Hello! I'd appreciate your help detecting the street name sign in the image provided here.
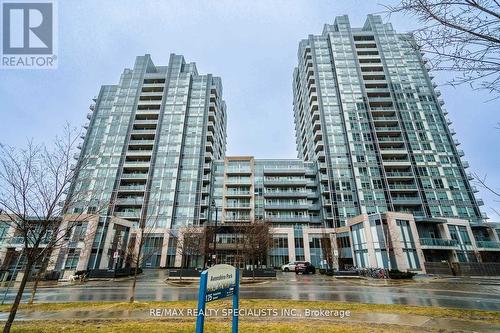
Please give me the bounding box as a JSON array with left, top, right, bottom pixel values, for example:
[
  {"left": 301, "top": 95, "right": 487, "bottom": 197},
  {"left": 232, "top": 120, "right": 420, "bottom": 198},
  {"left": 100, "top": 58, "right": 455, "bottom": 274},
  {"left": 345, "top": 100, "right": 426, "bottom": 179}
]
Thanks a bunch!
[{"left": 195, "top": 264, "right": 240, "bottom": 333}]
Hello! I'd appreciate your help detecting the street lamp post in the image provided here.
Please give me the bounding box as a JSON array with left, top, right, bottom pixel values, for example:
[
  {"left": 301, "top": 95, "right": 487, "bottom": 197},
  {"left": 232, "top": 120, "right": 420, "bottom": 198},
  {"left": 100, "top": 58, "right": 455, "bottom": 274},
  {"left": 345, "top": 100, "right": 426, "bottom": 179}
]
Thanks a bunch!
[{"left": 211, "top": 199, "right": 218, "bottom": 266}]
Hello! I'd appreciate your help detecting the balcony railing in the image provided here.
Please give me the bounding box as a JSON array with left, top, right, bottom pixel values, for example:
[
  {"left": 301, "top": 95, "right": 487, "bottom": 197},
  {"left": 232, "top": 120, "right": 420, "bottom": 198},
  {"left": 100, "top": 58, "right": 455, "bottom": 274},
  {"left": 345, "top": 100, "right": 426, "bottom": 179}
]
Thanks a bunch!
[
  {"left": 419, "top": 238, "right": 458, "bottom": 247},
  {"left": 377, "top": 137, "right": 404, "bottom": 142},
  {"left": 264, "top": 203, "right": 310, "bottom": 210},
  {"left": 264, "top": 191, "right": 308, "bottom": 197},
  {"left": 121, "top": 173, "right": 148, "bottom": 179},
  {"left": 115, "top": 211, "right": 141, "bottom": 219},
  {"left": 116, "top": 198, "right": 144, "bottom": 205},
  {"left": 225, "top": 178, "right": 252, "bottom": 184},
  {"left": 266, "top": 216, "right": 310, "bottom": 223},
  {"left": 385, "top": 171, "right": 414, "bottom": 177},
  {"left": 375, "top": 126, "right": 401, "bottom": 132},
  {"left": 388, "top": 184, "right": 418, "bottom": 190},
  {"left": 476, "top": 241, "right": 500, "bottom": 249},
  {"left": 118, "top": 185, "right": 146, "bottom": 191},
  {"left": 264, "top": 179, "right": 307, "bottom": 185},
  {"left": 225, "top": 203, "right": 251, "bottom": 208},
  {"left": 226, "top": 168, "right": 252, "bottom": 174},
  {"left": 226, "top": 191, "right": 251, "bottom": 196}
]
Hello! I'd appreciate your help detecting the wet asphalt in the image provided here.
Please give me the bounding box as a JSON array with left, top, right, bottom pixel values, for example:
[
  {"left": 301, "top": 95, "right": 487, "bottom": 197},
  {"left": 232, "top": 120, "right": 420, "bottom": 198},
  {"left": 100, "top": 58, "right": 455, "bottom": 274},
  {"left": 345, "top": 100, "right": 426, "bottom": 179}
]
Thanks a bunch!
[{"left": 1, "top": 270, "right": 499, "bottom": 311}]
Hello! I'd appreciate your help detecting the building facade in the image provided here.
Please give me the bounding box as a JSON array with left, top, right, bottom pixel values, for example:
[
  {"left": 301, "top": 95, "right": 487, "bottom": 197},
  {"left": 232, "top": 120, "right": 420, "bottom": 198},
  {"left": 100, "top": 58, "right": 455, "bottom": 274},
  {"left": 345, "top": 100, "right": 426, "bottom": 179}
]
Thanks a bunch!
[
  {"left": 68, "top": 53, "right": 227, "bottom": 270},
  {"left": 293, "top": 14, "right": 484, "bottom": 227},
  {"left": 290, "top": 15, "right": 499, "bottom": 272},
  {"left": 2, "top": 16, "right": 498, "bottom": 280},
  {"left": 208, "top": 157, "right": 335, "bottom": 268}
]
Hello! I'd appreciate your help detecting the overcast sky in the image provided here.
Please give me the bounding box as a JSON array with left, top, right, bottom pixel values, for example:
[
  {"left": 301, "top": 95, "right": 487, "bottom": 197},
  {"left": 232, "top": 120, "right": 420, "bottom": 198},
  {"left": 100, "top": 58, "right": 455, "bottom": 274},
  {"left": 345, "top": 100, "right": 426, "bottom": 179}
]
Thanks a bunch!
[{"left": 0, "top": 0, "right": 498, "bottom": 217}]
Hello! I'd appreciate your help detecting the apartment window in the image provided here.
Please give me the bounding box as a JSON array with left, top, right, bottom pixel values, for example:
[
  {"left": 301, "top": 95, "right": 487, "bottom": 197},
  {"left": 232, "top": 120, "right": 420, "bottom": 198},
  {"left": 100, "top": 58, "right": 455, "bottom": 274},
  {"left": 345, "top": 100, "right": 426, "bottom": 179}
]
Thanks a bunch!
[
  {"left": 272, "top": 237, "right": 289, "bottom": 249},
  {"left": 433, "top": 179, "right": 444, "bottom": 189},
  {"left": 294, "top": 237, "right": 304, "bottom": 249},
  {"left": 396, "top": 219, "right": 420, "bottom": 269},
  {"left": 309, "top": 237, "right": 321, "bottom": 249},
  {"left": 65, "top": 249, "right": 81, "bottom": 270}
]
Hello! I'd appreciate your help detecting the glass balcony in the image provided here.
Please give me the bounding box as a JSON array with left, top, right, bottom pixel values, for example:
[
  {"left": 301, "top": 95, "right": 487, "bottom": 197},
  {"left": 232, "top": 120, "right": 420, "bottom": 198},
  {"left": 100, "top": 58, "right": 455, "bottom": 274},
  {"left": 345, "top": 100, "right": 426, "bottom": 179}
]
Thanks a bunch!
[
  {"left": 129, "top": 139, "right": 155, "bottom": 145},
  {"left": 118, "top": 185, "right": 146, "bottom": 191},
  {"left": 263, "top": 178, "right": 306, "bottom": 186},
  {"left": 476, "top": 241, "right": 500, "bottom": 249},
  {"left": 116, "top": 198, "right": 144, "bottom": 205},
  {"left": 419, "top": 238, "right": 458, "bottom": 247},
  {"left": 226, "top": 191, "right": 252, "bottom": 196},
  {"left": 264, "top": 191, "right": 308, "bottom": 197},
  {"left": 121, "top": 173, "right": 148, "bottom": 179},
  {"left": 264, "top": 203, "right": 310, "bottom": 210},
  {"left": 115, "top": 211, "right": 141, "bottom": 219},
  {"left": 375, "top": 126, "right": 401, "bottom": 132},
  {"left": 267, "top": 216, "right": 310, "bottom": 223},
  {"left": 392, "top": 197, "right": 421, "bottom": 205}
]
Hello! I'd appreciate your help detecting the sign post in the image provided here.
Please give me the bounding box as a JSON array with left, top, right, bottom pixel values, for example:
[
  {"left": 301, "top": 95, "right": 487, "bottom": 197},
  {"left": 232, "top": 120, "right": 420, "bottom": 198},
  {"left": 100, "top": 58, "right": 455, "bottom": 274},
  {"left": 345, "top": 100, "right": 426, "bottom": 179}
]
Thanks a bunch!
[
  {"left": 195, "top": 264, "right": 240, "bottom": 333},
  {"left": 232, "top": 268, "right": 239, "bottom": 333}
]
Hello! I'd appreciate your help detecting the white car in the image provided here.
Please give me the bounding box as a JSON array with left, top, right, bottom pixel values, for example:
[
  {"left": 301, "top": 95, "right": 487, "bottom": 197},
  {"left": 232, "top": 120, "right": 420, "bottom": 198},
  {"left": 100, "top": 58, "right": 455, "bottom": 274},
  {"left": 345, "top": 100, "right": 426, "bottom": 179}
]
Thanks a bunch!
[{"left": 281, "top": 261, "right": 305, "bottom": 272}]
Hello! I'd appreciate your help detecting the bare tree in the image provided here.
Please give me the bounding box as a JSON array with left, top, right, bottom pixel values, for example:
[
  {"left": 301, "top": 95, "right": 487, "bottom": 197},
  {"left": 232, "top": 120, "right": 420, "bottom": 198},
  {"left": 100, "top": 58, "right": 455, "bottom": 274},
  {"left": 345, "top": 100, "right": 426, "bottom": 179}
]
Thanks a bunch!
[
  {"left": 26, "top": 249, "right": 55, "bottom": 305},
  {"left": 385, "top": 0, "right": 500, "bottom": 95},
  {"left": 320, "top": 232, "right": 334, "bottom": 270},
  {"left": 170, "top": 226, "right": 204, "bottom": 280},
  {"left": 125, "top": 213, "right": 167, "bottom": 303},
  {"left": 471, "top": 125, "right": 500, "bottom": 218},
  {"left": 240, "top": 221, "right": 270, "bottom": 279},
  {"left": 27, "top": 218, "right": 95, "bottom": 305},
  {"left": 0, "top": 125, "right": 107, "bottom": 333},
  {"left": 473, "top": 172, "right": 500, "bottom": 217}
]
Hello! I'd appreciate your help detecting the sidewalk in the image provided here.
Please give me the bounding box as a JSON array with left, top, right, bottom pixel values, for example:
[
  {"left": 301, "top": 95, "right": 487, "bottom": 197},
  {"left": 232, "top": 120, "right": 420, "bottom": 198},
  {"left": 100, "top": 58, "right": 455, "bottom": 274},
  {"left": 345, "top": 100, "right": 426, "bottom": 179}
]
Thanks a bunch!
[{"left": 1, "top": 308, "right": 498, "bottom": 332}]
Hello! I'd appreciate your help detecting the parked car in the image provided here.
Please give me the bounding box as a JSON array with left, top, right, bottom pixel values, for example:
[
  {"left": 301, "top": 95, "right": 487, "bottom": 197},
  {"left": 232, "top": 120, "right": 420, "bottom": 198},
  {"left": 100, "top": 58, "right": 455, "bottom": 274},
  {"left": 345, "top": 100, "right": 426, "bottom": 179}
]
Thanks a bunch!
[
  {"left": 295, "top": 262, "right": 316, "bottom": 275},
  {"left": 281, "top": 261, "right": 304, "bottom": 272}
]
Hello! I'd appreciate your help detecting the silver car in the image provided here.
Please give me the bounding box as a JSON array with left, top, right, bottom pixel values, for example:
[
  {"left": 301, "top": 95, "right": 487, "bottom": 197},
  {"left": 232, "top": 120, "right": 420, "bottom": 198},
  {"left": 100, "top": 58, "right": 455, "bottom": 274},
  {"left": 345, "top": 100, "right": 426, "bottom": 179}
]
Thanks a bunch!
[{"left": 281, "top": 261, "right": 305, "bottom": 272}]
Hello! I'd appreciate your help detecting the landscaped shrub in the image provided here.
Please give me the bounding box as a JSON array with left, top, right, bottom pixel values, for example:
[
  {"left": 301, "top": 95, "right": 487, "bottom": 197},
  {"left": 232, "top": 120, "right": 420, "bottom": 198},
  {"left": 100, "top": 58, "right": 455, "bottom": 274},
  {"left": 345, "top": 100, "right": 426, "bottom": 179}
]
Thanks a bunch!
[{"left": 389, "top": 269, "right": 416, "bottom": 279}]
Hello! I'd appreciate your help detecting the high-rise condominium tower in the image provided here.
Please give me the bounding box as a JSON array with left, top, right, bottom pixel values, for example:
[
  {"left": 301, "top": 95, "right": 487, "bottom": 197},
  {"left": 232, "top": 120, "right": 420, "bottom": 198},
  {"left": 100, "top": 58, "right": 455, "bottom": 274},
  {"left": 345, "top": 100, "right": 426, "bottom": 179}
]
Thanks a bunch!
[
  {"left": 42, "top": 16, "right": 496, "bottom": 276},
  {"left": 70, "top": 54, "right": 226, "bottom": 268},
  {"left": 293, "top": 15, "right": 484, "bottom": 228}
]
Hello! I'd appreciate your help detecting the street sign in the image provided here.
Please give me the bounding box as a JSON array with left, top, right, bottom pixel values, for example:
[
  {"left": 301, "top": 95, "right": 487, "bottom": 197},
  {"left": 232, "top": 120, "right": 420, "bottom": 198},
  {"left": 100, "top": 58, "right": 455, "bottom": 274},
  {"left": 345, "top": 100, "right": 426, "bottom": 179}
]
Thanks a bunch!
[
  {"left": 196, "top": 264, "right": 240, "bottom": 333},
  {"left": 113, "top": 251, "right": 119, "bottom": 259}
]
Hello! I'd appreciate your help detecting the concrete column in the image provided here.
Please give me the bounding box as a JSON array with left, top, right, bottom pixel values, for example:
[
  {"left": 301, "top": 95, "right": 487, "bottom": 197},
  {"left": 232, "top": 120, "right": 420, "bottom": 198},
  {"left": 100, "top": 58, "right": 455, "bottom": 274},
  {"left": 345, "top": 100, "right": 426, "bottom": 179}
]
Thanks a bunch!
[
  {"left": 160, "top": 230, "right": 170, "bottom": 267},
  {"left": 492, "top": 228, "right": 500, "bottom": 242},
  {"left": 100, "top": 221, "right": 115, "bottom": 269},
  {"left": 286, "top": 228, "right": 295, "bottom": 262},
  {"left": 363, "top": 219, "right": 378, "bottom": 268},
  {"left": 329, "top": 229, "right": 339, "bottom": 270},
  {"left": 303, "top": 229, "right": 311, "bottom": 262},
  {"left": 76, "top": 217, "right": 99, "bottom": 271}
]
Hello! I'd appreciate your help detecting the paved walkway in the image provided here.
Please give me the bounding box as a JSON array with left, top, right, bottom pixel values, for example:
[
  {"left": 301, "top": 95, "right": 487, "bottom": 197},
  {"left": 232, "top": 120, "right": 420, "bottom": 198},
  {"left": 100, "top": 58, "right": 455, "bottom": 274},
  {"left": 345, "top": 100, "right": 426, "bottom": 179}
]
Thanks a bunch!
[{"left": 1, "top": 308, "right": 498, "bottom": 332}]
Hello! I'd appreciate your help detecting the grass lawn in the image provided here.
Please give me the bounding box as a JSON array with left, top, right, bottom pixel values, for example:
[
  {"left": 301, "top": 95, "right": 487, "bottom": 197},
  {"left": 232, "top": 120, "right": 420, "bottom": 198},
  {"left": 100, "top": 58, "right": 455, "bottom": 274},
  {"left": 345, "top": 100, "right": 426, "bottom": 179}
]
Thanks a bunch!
[
  {"left": 1, "top": 300, "right": 499, "bottom": 332},
  {"left": 6, "top": 320, "right": 427, "bottom": 333},
  {"left": 1, "top": 300, "right": 498, "bottom": 323}
]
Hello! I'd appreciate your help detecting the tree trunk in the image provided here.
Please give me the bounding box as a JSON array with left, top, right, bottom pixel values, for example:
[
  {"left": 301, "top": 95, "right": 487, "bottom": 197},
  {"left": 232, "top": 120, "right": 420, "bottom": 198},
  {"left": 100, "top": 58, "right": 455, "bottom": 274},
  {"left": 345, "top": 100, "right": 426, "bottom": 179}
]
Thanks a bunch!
[
  {"left": 130, "top": 227, "right": 144, "bottom": 303},
  {"left": 252, "top": 257, "right": 256, "bottom": 280},
  {"left": 129, "top": 265, "right": 139, "bottom": 303},
  {"left": 3, "top": 261, "right": 33, "bottom": 333},
  {"left": 27, "top": 274, "right": 40, "bottom": 305},
  {"left": 27, "top": 253, "right": 50, "bottom": 305},
  {"left": 179, "top": 256, "right": 184, "bottom": 281}
]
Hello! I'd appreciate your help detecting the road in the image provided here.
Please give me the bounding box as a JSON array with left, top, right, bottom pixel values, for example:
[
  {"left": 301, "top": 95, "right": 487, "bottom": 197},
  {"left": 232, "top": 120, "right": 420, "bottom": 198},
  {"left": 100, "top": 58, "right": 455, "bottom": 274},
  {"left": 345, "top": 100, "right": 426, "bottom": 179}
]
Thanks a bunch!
[{"left": 1, "top": 270, "right": 499, "bottom": 311}]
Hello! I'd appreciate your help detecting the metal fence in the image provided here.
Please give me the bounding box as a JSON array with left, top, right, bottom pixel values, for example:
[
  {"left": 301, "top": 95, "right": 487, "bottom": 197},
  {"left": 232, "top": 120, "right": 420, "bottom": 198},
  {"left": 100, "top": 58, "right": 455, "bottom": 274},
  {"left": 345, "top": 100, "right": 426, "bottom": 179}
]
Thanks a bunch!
[
  {"left": 424, "top": 262, "right": 453, "bottom": 275},
  {"left": 452, "top": 262, "right": 500, "bottom": 276},
  {"left": 424, "top": 262, "right": 500, "bottom": 276}
]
